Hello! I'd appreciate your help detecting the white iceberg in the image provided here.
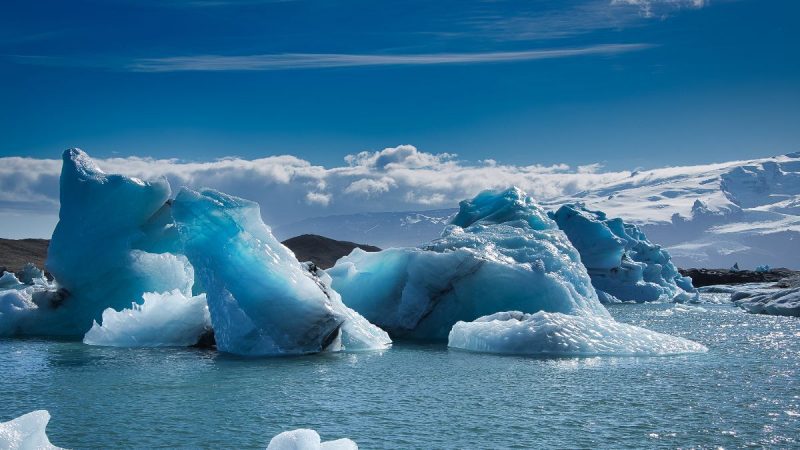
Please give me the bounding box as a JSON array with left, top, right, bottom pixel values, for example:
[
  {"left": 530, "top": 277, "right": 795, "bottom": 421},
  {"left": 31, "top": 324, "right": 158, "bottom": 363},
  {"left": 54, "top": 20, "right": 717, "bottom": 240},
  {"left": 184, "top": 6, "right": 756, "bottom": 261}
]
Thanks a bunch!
[
  {"left": 329, "top": 187, "right": 609, "bottom": 340},
  {"left": 448, "top": 311, "right": 708, "bottom": 356},
  {"left": 172, "top": 187, "right": 390, "bottom": 356},
  {"left": 550, "top": 204, "right": 696, "bottom": 303},
  {"left": 0, "top": 410, "right": 64, "bottom": 450},
  {"left": 83, "top": 290, "right": 212, "bottom": 347},
  {"left": 266, "top": 429, "right": 357, "bottom": 450},
  {"left": 733, "top": 287, "right": 800, "bottom": 316}
]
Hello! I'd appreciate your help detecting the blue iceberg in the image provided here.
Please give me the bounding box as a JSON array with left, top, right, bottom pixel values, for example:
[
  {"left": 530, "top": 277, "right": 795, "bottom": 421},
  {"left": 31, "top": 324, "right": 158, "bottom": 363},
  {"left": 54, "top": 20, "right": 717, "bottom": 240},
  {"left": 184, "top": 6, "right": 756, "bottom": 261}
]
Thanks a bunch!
[
  {"left": 1, "top": 149, "right": 389, "bottom": 356},
  {"left": 550, "top": 204, "right": 696, "bottom": 303},
  {"left": 172, "top": 187, "right": 390, "bottom": 355},
  {"left": 328, "top": 187, "right": 609, "bottom": 340}
]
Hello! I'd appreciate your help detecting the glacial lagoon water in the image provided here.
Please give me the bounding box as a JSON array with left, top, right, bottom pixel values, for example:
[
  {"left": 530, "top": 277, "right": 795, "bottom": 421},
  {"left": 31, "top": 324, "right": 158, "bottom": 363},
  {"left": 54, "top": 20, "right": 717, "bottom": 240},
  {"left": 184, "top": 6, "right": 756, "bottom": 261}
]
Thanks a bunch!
[{"left": 1, "top": 302, "right": 798, "bottom": 449}]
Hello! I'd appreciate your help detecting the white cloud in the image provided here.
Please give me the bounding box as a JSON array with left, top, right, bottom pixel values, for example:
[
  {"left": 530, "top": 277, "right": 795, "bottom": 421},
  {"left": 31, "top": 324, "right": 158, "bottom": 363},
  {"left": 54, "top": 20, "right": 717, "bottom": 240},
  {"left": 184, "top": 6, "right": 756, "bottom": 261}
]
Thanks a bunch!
[
  {"left": 0, "top": 145, "right": 641, "bottom": 237},
  {"left": 124, "top": 44, "right": 651, "bottom": 72},
  {"left": 611, "top": 0, "right": 707, "bottom": 18}
]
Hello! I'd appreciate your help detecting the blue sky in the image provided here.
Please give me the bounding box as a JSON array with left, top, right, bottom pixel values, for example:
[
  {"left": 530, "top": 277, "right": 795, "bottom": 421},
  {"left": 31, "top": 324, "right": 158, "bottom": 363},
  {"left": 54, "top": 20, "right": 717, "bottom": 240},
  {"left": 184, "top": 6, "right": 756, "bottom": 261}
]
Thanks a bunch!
[{"left": 1, "top": 0, "right": 798, "bottom": 170}]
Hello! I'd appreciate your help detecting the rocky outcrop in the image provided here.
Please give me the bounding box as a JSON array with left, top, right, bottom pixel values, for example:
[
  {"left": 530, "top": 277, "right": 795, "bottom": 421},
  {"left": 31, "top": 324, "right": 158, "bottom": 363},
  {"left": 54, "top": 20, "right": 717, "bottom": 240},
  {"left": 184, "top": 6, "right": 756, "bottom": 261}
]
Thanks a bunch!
[{"left": 679, "top": 267, "right": 798, "bottom": 287}]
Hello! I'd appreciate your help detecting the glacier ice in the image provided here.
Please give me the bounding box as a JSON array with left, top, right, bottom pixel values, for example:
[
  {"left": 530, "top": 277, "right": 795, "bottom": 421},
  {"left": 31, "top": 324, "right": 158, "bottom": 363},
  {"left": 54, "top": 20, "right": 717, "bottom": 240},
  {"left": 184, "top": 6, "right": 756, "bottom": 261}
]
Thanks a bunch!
[
  {"left": 328, "top": 187, "right": 609, "bottom": 340},
  {"left": 1, "top": 149, "right": 389, "bottom": 357},
  {"left": 83, "top": 290, "right": 212, "bottom": 347},
  {"left": 16, "top": 149, "right": 196, "bottom": 337},
  {"left": 266, "top": 429, "right": 357, "bottom": 450},
  {"left": 732, "top": 287, "right": 800, "bottom": 317},
  {"left": 172, "top": 187, "right": 390, "bottom": 355},
  {"left": 0, "top": 271, "right": 24, "bottom": 289},
  {"left": 448, "top": 311, "right": 708, "bottom": 356},
  {"left": 0, "top": 410, "right": 64, "bottom": 450},
  {"left": 550, "top": 204, "right": 696, "bottom": 303}
]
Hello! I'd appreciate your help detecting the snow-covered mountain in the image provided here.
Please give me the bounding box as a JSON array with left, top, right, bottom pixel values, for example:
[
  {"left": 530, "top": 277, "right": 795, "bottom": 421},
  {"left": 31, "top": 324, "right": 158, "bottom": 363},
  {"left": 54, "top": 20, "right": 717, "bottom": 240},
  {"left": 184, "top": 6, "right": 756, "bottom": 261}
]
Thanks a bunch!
[{"left": 274, "top": 153, "right": 800, "bottom": 269}]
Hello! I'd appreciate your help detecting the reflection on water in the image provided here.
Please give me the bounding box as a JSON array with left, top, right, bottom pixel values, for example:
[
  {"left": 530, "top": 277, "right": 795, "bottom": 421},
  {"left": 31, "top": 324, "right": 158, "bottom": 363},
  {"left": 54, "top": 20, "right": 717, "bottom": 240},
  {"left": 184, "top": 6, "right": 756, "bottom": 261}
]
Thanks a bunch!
[{"left": 1, "top": 303, "right": 798, "bottom": 449}]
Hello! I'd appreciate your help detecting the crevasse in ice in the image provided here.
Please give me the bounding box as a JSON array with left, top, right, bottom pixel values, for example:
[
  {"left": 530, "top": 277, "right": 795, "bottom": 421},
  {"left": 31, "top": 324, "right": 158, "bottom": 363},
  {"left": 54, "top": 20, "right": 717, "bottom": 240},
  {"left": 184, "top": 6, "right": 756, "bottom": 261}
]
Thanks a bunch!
[
  {"left": 448, "top": 310, "right": 708, "bottom": 356},
  {"left": 266, "top": 429, "right": 358, "bottom": 450},
  {"left": 550, "top": 203, "right": 696, "bottom": 303},
  {"left": 328, "top": 187, "right": 609, "bottom": 340},
  {"left": 171, "top": 187, "right": 390, "bottom": 355},
  {"left": 0, "top": 410, "right": 64, "bottom": 450},
  {"left": 83, "top": 290, "right": 212, "bottom": 347}
]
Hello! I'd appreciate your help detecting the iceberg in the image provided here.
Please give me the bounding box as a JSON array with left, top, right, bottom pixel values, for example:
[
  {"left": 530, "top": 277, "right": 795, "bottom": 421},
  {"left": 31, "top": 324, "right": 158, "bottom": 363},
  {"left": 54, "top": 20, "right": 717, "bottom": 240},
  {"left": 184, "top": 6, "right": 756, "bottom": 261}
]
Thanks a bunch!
[
  {"left": 732, "top": 287, "right": 800, "bottom": 316},
  {"left": 448, "top": 311, "right": 708, "bottom": 356},
  {"left": 550, "top": 204, "right": 696, "bottom": 303},
  {"left": 266, "top": 429, "right": 357, "bottom": 450},
  {"left": 329, "top": 187, "right": 609, "bottom": 340},
  {"left": 83, "top": 290, "right": 212, "bottom": 347},
  {"left": 172, "top": 187, "right": 390, "bottom": 355},
  {"left": 13, "top": 149, "right": 196, "bottom": 337},
  {"left": 2, "top": 149, "right": 389, "bottom": 357},
  {"left": 0, "top": 410, "right": 64, "bottom": 450}
]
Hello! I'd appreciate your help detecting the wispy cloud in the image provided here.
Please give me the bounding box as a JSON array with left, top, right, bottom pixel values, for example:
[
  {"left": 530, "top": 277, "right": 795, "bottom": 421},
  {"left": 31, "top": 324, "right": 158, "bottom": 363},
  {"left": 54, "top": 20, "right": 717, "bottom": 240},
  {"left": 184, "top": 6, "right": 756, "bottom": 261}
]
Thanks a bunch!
[{"left": 126, "top": 44, "right": 652, "bottom": 72}]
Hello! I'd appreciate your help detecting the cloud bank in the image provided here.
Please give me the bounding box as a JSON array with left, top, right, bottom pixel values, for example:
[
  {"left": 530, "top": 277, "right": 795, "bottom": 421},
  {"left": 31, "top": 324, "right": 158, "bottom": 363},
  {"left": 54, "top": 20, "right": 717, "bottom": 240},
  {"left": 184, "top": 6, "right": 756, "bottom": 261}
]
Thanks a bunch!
[{"left": 0, "top": 145, "right": 638, "bottom": 237}]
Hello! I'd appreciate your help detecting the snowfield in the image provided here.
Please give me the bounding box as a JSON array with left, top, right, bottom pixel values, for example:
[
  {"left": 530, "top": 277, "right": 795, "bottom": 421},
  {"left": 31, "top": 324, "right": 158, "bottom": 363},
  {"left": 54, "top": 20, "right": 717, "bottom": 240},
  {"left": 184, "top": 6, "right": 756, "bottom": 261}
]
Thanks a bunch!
[{"left": 277, "top": 152, "right": 800, "bottom": 269}]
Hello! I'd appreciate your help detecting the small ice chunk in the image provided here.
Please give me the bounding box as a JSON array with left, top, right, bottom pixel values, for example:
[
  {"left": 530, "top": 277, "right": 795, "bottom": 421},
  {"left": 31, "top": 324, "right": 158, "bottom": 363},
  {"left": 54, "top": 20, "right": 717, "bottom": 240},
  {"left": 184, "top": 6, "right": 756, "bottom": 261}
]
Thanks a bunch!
[
  {"left": 266, "top": 429, "right": 357, "bottom": 450},
  {"left": 448, "top": 311, "right": 708, "bottom": 356},
  {"left": 0, "top": 410, "right": 64, "bottom": 450},
  {"left": 0, "top": 272, "right": 23, "bottom": 289},
  {"left": 83, "top": 290, "right": 211, "bottom": 347},
  {"left": 18, "top": 263, "right": 46, "bottom": 286}
]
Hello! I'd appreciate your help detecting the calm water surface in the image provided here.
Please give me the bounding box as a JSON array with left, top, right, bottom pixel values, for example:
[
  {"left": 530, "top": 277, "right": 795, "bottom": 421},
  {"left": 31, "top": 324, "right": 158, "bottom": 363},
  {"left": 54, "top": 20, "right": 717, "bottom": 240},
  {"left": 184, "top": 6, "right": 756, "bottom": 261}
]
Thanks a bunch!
[{"left": 1, "top": 303, "right": 798, "bottom": 449}]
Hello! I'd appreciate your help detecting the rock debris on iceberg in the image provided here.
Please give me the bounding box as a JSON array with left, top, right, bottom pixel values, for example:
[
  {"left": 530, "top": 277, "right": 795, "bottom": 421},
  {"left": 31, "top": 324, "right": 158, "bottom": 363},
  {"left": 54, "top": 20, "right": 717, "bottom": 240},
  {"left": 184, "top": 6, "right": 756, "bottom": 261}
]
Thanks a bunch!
[{"left": 550, "top": 204, "right": 696, "bottom": 303}]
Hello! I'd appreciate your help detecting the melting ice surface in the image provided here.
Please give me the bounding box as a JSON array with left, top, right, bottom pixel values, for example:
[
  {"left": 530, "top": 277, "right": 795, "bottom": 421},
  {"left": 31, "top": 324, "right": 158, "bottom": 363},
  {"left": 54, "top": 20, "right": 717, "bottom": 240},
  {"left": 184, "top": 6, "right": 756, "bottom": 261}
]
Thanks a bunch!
[
  {"left": 448, "top": 311, "right": 708, "bottom": 356},
  {"left": 83, "top": 290, "right": 211, "bottom": 347},
  {"left": 0, "top": 149, "right": 389, "bottom": 356},
  {"left": 267, "top": 429, "right": 357, "bottom": 450},
  {"left": 329, "top": 187, "right": 609, "bottom": 340},
  {"left": 0, "top": 410, "right": 63, "bottom": 450},
  {"left": 551, "top": 204, "right": 696, "bottom": 303},
  {"left": 171, "top": 187, "right": 390, "bottom": 355}
]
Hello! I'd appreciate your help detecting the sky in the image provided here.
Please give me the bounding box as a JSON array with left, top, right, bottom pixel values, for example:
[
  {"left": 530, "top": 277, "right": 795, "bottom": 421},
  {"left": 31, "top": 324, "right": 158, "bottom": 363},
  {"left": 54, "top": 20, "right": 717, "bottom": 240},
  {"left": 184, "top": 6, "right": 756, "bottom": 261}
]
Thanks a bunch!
[{"left": 0, "top": 0, "right": 799, "bottom": 237}]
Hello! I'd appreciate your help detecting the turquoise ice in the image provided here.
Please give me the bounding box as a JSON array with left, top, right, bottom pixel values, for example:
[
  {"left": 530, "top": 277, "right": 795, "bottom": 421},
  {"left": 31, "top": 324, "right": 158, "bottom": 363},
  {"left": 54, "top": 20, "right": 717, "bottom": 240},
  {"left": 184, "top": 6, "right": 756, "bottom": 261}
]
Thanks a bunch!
[
  {"left": 328, "top": 187, "right": 609, "bottom": 340},
  {"left": 550, "top": 203, "right": 696, "bottom": 303}
]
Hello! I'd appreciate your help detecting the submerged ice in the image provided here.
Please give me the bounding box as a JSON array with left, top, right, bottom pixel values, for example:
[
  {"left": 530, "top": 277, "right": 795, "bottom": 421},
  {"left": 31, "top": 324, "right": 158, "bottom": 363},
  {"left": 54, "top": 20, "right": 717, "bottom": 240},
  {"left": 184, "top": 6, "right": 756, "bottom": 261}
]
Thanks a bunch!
[
  {"left": 551, "top": 204, "right": 696, "bottom": 303},
  {"left": 448, "top": 311, "right": 708, "bottom": 356}
]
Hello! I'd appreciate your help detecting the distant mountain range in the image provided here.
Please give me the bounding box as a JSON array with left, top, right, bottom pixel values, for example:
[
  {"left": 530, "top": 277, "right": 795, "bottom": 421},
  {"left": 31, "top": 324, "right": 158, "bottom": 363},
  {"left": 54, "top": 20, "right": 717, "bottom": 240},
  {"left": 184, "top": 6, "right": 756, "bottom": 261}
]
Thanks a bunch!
[{"left": 274, "top": 153, "right": 800, "bottom": 269}]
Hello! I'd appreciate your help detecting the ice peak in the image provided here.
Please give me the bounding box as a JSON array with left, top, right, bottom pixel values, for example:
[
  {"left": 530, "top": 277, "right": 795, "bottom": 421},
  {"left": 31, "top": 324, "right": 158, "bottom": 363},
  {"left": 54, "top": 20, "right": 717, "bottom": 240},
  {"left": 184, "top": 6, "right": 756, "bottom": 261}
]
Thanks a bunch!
[{"left": 450, "top": 186, "right": 551, "bottom": 230}]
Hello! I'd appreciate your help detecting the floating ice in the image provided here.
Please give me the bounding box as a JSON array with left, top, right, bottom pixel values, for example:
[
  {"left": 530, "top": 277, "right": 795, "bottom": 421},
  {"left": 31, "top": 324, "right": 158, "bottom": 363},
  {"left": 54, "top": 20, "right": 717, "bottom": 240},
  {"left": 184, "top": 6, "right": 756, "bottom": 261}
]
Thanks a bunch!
[
  {"left": 18, "top": 263, "right": 46, "bottom": 286},
  {"left": 448, "top": 311, "right": 708, "bottom": 356},
  {"left": 0, "top": 410, "right": 64, "bottom": 450},
  {"left": 0, "top": 272, "right": 23, "bottom": 290},
  {"left": 83, "top": 290, "right": 212, "bottom": 347},
  {"left": 266, "top": 429, "right": 357, "bottom": 450},
  {"left": 733, "top": 287, "right": 800, "bottom": 316},
  {"left": 172, "top": 187, "right": 390, "bottom": 355},
  {"left": 23, "top": 149, "right": 196, "bottom": 336},
  {"left": 329, "top": 187, "right": 609, "bottom": 340},
  {"left": 550, "top": 204, "right": 696, "bottom": 303}
]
